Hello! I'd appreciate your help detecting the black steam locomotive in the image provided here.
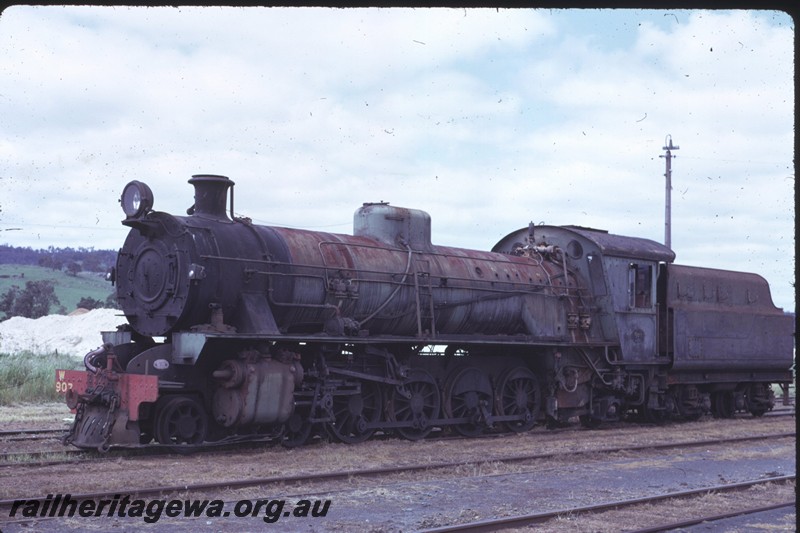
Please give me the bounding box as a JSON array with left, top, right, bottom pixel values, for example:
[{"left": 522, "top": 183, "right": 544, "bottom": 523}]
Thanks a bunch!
[{"left": 56, "top": 175, "right": 794, "bottom": 450}]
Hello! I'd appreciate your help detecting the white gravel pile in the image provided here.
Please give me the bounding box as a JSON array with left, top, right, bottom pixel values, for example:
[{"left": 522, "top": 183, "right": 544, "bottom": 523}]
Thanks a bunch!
[{"left": 0, "top": 309, "right": 127, "bottom": 358}]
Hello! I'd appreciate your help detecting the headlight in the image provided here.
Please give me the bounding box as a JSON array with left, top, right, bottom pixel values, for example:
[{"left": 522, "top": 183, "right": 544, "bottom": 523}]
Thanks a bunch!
[{"left": 120, "top": 180, "right": 154, "bottom": 218}]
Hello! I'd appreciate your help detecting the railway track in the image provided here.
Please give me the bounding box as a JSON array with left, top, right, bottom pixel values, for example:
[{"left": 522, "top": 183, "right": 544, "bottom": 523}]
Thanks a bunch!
[
  {"left": 0, "top": 448, "right": 90, "bottom": 467},
  {"left": 627, "top": 501, "right": 796, "bottom": 533},
  {"left": 1, "top": 426, "right": 793, "bottom": 532},
  {"left": 1, "top": 411, "right": 794, "bottom": 468},
  {"left": 1, "top": 431, "right": 794, "bottom": 506},
  {"left": 0, "top": 428, "right": 65, "bottom": 442},
  {"left": 417, "top": 475, "right": 796, "bottom": 532},
  {"left": 1, "top": 403, "right": 793, "bottom": 455},
  {"left": 4, "top": 401, "right": 791, "bottom": 438}
]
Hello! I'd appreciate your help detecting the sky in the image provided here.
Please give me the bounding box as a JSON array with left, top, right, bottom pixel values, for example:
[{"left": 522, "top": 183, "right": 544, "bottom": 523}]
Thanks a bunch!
[{"left": 0, "top": 6, "right": 795, "bottom": 311}]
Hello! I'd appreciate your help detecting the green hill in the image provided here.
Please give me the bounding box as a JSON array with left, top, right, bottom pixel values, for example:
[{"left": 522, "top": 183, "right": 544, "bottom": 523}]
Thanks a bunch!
[{"left": 0, "top": 264, "right": 114, "bottom": 314}]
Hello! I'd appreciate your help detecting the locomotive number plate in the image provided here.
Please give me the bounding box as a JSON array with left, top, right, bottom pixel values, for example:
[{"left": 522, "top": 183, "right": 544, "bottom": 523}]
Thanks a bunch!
[{"left": 55, "top": 369, "right": 88, "bottom": 395}]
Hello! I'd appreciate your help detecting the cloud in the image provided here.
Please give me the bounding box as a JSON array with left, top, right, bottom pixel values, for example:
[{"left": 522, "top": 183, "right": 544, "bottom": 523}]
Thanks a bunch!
[{"left": 0, "top": 7, "right": 793, "bottom": 310}]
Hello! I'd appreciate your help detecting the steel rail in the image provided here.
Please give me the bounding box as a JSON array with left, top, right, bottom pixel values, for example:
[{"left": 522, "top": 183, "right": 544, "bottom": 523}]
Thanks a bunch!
[
  {"left": 625, "top": 501, "right": 796, "bottom": 533},
  {"left": 0, "top": 449, "right": 90, "bottom": 467},
  {"left": 0, "top": 428, "right": 65, "bottom": 440},
  {"left": 2, "top": 415, "right": 794, "bottom": 467},
  {"left": 1, "top": 431, "right": 794, "bottom": 507},
  {"left": 417, "top": 475, "right": 796, "bottom": 533}
]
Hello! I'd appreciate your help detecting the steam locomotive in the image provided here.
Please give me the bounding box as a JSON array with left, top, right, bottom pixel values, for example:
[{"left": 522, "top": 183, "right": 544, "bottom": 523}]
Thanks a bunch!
[{"left": 56, "top": 175, "right": 794, "bottom": 450}]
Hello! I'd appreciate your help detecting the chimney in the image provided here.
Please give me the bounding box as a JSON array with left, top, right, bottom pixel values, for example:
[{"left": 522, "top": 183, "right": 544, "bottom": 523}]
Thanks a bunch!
[{"left": 188, "top": 174, "right": 234, "bottom": 220}]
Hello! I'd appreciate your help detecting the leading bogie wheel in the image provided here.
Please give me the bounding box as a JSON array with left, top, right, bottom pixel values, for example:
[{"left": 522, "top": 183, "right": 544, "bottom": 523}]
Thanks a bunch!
[{"left": 154, "top": 395, "right": 209, "bottom": 446}]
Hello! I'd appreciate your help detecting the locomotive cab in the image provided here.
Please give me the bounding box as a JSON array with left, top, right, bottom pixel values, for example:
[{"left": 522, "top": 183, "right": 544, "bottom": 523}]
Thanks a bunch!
[{"left": 493, "top": 224, "right": 676, "bottom": 361}]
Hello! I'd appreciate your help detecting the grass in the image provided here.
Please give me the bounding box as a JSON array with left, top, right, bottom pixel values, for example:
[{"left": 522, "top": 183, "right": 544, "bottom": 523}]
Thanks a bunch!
[
  {"left": 0, "top": 401, "right": 72, "bottom": 426},
  {"left": 0, "top": 351, "right": 83, "bottom": 405},
  {"left": 0, "top": 264, "right": 113, "bottom": 313}
]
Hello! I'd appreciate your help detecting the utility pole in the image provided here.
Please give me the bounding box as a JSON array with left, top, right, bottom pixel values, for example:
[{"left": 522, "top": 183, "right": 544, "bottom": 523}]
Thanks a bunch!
[{"left": 660, "top": 135, "right": 679, "bottom": 249}]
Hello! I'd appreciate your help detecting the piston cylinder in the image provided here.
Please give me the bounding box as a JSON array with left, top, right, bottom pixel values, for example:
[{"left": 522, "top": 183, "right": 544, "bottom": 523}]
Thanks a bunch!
[{"left": 212, "top": 359, "right": 297, "bottom": 427}]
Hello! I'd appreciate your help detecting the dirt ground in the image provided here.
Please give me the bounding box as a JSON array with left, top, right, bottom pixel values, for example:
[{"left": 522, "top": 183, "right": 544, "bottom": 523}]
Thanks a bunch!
[
  {"left": 1, "top": 403, "right": 796, "bottom": 532},
  {"left": 0, "top": 404, "right": 795, "bottom": 531}
]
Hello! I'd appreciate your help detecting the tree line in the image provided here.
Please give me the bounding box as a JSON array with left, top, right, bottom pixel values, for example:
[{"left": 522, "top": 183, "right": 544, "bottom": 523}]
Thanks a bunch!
[
  {"left": 0, "top": 280, "right": 117, "bottom": 320},
  {"left": 0, "top": 244, "right": 116, "bottom": 274},
  {"left": 0, "top": 245, "right": 117, "bottom": 319}
]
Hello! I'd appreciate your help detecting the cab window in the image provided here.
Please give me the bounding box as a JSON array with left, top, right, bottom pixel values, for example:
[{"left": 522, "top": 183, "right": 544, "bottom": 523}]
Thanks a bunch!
[{"left": 629, "top": 263, "right": 653, "bottom": 308}]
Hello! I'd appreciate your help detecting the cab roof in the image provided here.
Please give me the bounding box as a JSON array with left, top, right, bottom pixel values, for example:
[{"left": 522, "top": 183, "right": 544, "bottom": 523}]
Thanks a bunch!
[{"left": 493, "top": 224, "right": 676, "bottom": 263}]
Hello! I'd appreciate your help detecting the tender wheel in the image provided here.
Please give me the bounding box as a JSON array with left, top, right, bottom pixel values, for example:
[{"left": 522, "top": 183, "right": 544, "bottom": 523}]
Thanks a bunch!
[
  {"left": 640, "top": 391, "right": 669, "bottom": 424},
  {"left": 444, "top": 366, "right": 494, "bottom": 437},
  {"left": 495, "top": 366, "right": 540, "bottom": 433},
  {"left": 673, "top": 387, "right": 703, "bottom": 421},
  {"left": 746, "top": 384, "right": 772, "bottom": 417},
  {"left": 711, "top": 391, "right": 735, "bottom": 419},
  {"left": 390, "top": 368, "right": 440, "bottom": 440},
  {"left": 641, "top": 403, "right": 668, "bottom": 424},
  {"left": 154, "top": 396, "right": 208, "bottom": 446},
  {"left": 328, "top": 380, "right": 383, "bottom": 444}
]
